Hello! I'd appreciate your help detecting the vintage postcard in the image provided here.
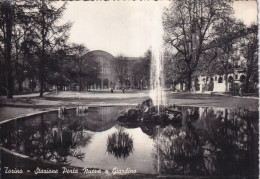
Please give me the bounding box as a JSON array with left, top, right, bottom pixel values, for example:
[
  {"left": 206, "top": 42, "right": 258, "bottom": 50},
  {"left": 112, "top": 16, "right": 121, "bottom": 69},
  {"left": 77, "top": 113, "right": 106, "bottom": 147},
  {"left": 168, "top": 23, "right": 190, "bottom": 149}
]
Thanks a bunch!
[{"left": 0, "top": 0, "right": 258, "bottom": 178}]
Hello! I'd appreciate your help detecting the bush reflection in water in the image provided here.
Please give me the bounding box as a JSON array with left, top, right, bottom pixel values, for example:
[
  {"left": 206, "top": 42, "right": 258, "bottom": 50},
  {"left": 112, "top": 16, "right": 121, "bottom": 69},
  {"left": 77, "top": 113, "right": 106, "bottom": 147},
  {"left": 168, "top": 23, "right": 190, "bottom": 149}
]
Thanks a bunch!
[
  {"left": 153, "top": 107, "right": 258, "bottom": 176},
  {"left": 106, "top": 127, "right": 134, "bottom": 159}
]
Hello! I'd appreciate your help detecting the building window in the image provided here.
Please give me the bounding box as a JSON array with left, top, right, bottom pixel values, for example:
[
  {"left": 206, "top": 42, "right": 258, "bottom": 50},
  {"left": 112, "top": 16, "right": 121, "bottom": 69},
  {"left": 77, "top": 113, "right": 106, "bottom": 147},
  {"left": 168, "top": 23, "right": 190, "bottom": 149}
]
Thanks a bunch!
[
  {"left": 228, "top": 76, "right": 233, "bottom": 83},
  {"left": 235, "top": 75, "right": 238, "bottom": 79},
  {"left": 218, "top": 77, "right": 223, "bottom": 83},
  {"left": 215, "top": 76, "right": 217, "bottom": 81},
  {"left": 240, "top": 75, "right": 246, "bottom": 82}
]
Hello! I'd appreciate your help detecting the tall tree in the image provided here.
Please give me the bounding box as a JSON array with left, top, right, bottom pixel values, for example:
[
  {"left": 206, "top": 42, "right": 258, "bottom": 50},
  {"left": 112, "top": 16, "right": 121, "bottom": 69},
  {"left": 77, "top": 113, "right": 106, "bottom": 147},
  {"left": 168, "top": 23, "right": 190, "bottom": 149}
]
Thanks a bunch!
[
  {"left": 131, "top": 50, "right": 151, "bottom": 89},
  {"left": 12, "top": 2, "right": 36, "bottom": 93},
  {"left": 67, "top": 44, "right": 100, "bottom": 92},
  {"left": 0, "top": 1, "right": 36, "bottom": 97},
  {"left": 142, "top": 49, "right": 151, "bottom": 88},
  {"left": 164, "top": 51, "right": 186, "bottom": 91},
  {"left": 67, "top": 44, "right": 88, "bottom": 92},
  {"left": 0, "top": 1, "right": 14, "bottom": 98},
  {"left": 33, "top": 0, "right": 71, "bottom": 97},
  {"left": 114, "top": 55, "right": 128, "bottom": 89},
  {"left": 240, "top": 24, "right": 258, "bottom": 93},
  {"left": 45, "top": 47, "right": 71, "bottom": 90},
  {"left": 0, "top": 52, "right": 5, "bottom": 95},
  {"left": 163, "top": 0, "right": 234, "bottom": 91},
  {"left": 212, "top": 19, "right": 244, "bottom": 91}
]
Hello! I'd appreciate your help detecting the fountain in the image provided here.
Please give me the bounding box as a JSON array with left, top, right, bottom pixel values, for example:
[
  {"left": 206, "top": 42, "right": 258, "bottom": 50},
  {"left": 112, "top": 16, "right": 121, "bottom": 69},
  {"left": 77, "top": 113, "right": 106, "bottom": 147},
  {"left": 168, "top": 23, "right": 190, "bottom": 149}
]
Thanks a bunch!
[
  {"left": 149, "top": 7, "right": 166, "bottom": 109},
  {"left": 118, "top": 8, "right": 181, "bottom": 124}
]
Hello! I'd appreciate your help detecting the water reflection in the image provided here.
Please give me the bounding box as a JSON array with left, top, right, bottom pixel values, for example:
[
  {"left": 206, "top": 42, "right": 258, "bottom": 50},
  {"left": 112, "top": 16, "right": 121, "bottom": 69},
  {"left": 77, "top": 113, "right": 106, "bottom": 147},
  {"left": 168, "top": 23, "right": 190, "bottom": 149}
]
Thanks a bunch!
[
  {"left": 107, "top": 127, "right": 134, "bottom": 159},
  {"left": 76, "top": 106, "right": 89, "bottom": 116},
  {"left": 0, "top": 107, "right": 123, "bottom": 165},
  {"left": 1, "top": 112, "right": 92, "bottom": 165},
  {"left": 0, "top": 106, "right": 258, "bottom": 177},
  {"left": 153, "top": 107, "right": 258, "bottom": 176}
]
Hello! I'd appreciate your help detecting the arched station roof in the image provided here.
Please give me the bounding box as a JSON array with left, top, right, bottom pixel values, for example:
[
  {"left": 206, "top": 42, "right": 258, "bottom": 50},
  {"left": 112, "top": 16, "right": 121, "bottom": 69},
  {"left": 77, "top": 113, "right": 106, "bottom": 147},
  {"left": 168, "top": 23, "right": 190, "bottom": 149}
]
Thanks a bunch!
[{"left": 82, "top": 50, "right": 114, "bottom": 60}]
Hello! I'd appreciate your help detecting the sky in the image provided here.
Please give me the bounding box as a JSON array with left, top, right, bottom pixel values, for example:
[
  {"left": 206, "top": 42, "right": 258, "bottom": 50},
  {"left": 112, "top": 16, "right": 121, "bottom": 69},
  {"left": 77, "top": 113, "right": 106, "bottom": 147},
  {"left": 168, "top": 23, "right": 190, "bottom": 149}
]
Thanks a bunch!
[{"left": 59, "top": 1, "right": 257, "bottom": 57}]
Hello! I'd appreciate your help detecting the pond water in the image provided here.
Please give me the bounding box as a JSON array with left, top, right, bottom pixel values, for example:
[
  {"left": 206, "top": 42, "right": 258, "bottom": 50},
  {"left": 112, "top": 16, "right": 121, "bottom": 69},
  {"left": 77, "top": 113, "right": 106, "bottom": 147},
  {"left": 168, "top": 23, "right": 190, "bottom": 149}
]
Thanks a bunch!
[{"left": 0, "top": 106, "right": 258, "bottom": 177}]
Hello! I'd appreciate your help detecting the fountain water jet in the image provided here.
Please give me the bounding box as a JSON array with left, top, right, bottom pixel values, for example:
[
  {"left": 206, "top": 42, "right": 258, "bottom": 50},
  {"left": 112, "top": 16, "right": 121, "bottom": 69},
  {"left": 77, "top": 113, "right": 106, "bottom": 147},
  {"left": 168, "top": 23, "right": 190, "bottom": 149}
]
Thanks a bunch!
[
  {"left": 118, "top": 8, "right": 183, "bottom": 124},
  {"left": 149, "top": 8, "right": 166, "bottom": 111}
]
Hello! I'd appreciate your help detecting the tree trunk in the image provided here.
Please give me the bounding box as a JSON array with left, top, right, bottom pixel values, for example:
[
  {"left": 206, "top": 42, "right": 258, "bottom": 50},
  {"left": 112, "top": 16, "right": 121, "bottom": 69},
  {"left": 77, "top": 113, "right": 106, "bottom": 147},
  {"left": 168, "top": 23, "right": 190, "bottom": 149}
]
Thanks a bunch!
[
  {"left": 186, "top": 72, "right": 192, "bottom": 92},
  {"left": 245, "top": 47, "right": 255, "bottom": 93},
  {"left": 120, "top": 79, "right": 123, "bottom": 89},
  {"left": 79, "top": 76, "right": 82, "bottom": 92},
  {"left": 180, "top": 81, "right": 183, "bottom": 91},
  {"left": 40, "top": 1, "right": 45, "bottom": 97},
  {"left": 225, "top": 72, "right": 228, "bottom": 92},
  {"left": 39, "top": 43, "right": 45, "bottom": 97},
  {"left": 5, "top": 3, "right": 13, "bottom": 99},
  {"left": 18, "top": 81, "right": 23, "bottom": 92},
  {"left": 245, "top": 71, "right": 251, "bottom": 93},
  {"left": 172, "top": 82, "right": 176, "bottom": 91}
]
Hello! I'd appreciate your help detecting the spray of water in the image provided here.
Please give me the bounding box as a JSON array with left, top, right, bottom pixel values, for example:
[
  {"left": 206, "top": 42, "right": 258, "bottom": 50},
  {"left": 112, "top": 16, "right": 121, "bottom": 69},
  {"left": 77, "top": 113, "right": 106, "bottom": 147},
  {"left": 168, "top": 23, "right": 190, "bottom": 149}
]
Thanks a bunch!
[{"left": 149, "top": 8, "right": 166, "bottom": 109}]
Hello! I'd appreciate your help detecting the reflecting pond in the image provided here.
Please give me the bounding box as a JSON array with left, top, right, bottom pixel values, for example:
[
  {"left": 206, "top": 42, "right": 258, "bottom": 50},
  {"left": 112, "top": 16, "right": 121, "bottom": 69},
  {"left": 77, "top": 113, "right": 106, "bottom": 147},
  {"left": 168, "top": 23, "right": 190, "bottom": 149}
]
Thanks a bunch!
[{"left": 0, "top": 106, "right": 258, "bottom": 177}]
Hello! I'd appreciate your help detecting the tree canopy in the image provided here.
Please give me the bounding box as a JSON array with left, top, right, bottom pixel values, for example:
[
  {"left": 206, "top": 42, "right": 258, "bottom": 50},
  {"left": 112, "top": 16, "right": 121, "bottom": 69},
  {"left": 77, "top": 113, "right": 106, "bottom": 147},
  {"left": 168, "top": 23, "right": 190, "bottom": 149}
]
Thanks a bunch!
[{"left": 163, "top": 0, "right": 234, "bottom": 91}]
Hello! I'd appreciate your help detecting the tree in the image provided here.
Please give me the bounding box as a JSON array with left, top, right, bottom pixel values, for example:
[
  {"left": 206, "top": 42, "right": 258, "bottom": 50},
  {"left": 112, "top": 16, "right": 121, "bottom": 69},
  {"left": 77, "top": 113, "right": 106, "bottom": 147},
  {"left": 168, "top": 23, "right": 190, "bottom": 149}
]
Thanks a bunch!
[
  {"left": 113, "top": 55, "right": 128, "bottom": 89},
  {"left": 142, "top": 49, "right": 151, "bottom": 89},
  {"left": 131, "top": 50, "right": 151, "bottom": 89},
  {"left": 81, "top": 54, "right": 101, "bottom": 91},
  {"left": 0, "top": 1, "right": 38, "bottom": 97},
  {"left": 20, "top": 30, "right": 41, "bottom": 92},
  {"left": 163, "top": 0, "right": 234, "bottom": 92},
  {"left": 67, "top": 44, "right": 100, "bottom": 92},
  {"left": 240, "top": 24, "right": 258, "bottom": 93},
  {"left": 131, "top": 62, "right": 145, "bottom": 89},
  {"left": 32, "top": 0, "right": 71, "bottom": 97},
  {"left": 0, "top": 1, "right": 15, "bottom": 98},
  {"left": 12, "top": 3, "right": 36, "bottom": 93},
  {"left": 0, "top": 52, "right": 5, "bottom": 95},
  {"left": 45, "top": 47, "right": 71, "bottom": 90},
  {"left": 211, "top": 19, "right": 244, "bottom": 91},
  {"left": 164, "top": 50, "right": 186, "bottom": 91},
  {"left": 67, "top": 44, "right": 88, "bottom": 92}
]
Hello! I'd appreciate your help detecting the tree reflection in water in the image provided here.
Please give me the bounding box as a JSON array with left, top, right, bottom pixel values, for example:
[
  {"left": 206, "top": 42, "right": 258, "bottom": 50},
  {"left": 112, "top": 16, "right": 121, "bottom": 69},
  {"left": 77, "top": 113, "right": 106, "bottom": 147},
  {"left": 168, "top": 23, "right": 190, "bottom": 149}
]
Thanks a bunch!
[
  {"left": 107, "top": 128, "right": 134, "bottom": 159},
  {"left": 1, "top": 111, "right": 92, "bottom": 165},
  {"left": 154, "top": 107, "right": 258, "bottom": 177},
  {"left": 0, "top": 106, "right": 258, "bottom": 176}
]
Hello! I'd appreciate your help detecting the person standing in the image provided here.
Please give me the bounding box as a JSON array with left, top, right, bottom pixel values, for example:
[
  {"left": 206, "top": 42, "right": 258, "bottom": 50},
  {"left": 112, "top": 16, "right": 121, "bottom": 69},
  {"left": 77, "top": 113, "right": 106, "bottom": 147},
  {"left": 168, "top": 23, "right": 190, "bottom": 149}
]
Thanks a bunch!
[{"left": 239, "top": 87, "right": 243, "bottom": 97}]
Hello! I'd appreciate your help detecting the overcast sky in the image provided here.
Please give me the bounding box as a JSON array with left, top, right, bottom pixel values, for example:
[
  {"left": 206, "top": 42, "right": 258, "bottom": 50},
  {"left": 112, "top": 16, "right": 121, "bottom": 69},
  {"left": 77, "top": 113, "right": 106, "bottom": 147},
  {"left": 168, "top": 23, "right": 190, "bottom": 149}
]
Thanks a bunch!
[{"left": 60, "top": 1, "right": 257, "bottom": 57}]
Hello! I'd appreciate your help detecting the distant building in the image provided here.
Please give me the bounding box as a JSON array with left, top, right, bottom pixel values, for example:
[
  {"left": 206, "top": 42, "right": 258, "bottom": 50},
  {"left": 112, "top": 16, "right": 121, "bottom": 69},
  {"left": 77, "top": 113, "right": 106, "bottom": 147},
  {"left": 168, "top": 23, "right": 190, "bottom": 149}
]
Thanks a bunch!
[
  {"left": 20, "top": 50, "right": 142, "bottom": 92},
  {"left": 83, "top": 50, "right": 117, "bottom": 89},
  {"left": 174, "top": 68, "right": 258, "bottom": 93},
  {"left": 198, "top": 68, "right": 247, "bottom": 93},
  {"left": 83, "top": 50, "right": 141, "bottom": 90}
]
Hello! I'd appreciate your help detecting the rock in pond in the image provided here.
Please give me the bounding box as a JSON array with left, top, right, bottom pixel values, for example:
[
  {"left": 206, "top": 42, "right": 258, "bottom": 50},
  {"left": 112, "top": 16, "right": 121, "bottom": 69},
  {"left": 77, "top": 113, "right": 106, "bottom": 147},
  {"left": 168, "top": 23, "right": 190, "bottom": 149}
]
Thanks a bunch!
[{"left": 118, "top": 98, "right": 183, "bottom": 125}]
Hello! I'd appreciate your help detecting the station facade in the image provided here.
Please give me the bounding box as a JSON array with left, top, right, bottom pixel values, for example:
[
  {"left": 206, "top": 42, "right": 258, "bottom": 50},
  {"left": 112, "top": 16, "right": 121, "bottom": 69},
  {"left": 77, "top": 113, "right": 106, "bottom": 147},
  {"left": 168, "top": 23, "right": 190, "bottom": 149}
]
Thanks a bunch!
[
  {"left": 83, "top": 50, "right": 140, "bottom": 90},
  {"left": 83, "top": 50, "right": 117, "bottom": 90}
]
